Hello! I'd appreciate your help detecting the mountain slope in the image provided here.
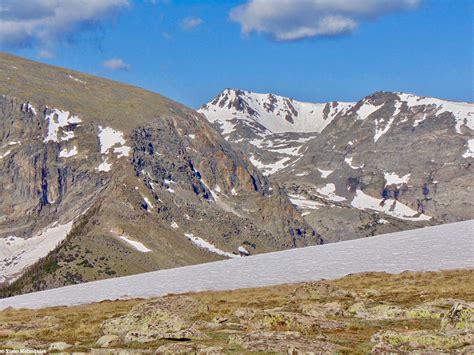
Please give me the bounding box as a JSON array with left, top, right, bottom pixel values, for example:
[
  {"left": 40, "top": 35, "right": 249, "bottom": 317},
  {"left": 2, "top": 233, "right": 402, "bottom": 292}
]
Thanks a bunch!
[
  {"left": 0, "top": 53, "right": 320, "bottom": 292},
  {"left": 200, "top": 89, "right": 474, "bottom": 241}
]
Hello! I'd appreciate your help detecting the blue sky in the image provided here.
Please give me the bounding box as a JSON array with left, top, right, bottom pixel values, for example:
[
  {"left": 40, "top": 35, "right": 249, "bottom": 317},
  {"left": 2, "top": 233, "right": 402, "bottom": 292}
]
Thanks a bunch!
[{"left": 1, "top": 0, "right": 473, "bottom": 108}]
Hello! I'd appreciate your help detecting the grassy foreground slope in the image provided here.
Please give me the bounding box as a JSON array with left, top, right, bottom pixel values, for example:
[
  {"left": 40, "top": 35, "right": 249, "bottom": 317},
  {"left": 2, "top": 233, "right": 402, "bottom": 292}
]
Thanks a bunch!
[{"left": 1, "top": 269, "right": 473, "bottom": 353}]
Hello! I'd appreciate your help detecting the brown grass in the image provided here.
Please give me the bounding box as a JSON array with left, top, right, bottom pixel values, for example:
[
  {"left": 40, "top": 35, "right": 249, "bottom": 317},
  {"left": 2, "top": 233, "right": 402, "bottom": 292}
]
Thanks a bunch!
[{"left": 1, "top": 269, "right": 472, "bottom": 351}]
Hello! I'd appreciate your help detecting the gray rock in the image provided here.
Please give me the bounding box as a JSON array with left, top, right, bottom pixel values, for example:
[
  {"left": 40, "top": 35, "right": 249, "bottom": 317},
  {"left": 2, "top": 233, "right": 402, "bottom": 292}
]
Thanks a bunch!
[
  {"left": 95, "top": 334, "right": 120, "bottom": 348},
  {"left": 48, "top": 341, "right": 72, "bottom": 351}
]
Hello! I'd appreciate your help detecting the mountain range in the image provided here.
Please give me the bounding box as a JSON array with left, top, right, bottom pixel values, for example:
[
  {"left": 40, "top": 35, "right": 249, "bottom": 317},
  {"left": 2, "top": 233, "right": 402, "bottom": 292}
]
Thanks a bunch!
[
  {"left": 0, "top": 52, "right": 473, "bottom": 295},
  {"left": 199, "top": 88, "right": 473, "bottom": 242}
]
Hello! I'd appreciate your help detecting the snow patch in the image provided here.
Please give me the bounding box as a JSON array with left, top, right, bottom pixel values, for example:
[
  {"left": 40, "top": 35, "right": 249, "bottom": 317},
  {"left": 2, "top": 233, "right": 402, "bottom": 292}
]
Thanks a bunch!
[
  {"left": 44, "top": 109, "right": 82, "bottom": 143},
  {"left": 184, "top": 233, "right": 239, "bottom": 258},
  {"left": 143, "top": 197, "right": 154, "bottom": 211},
  {"left": 374, "top": 116, "right": 396, "bottom": 142},
  {"left": 351, "top": 189, "right": 431, "bottom": 222},
  {"left": 384, "top": 172, "right": 410, "bottom": 187},
  {"left": 316, "top": 183, "right": 346, "bottom": 202},
  {"left": 61, "top": 131, "right": 75, "bottom": 141},
  {"left": 59, "top": 146, "right": 78, "bottom": 158},
  {"left": 97, "top": 158, "right": 112, "bottom": 172},
  {"left": 357, "top": 101, "right": 382, "bottom": 120},
  {"left": 238, "top": 246, "right": 250, "bottom": 255},
  {"left": 67, "top": 74, "right": 86, "bottom": 84},
  {"left": 250, "top": 155, "right": 292, "bottom": 176},
  {"left": 98, "top": 126, "right": 126, "bottom": 154},
  {"left": 317, "top": 168, "right": 333, "bottom": 178},
  {"left": 170, "top": 222, "right": 179, "bottom": 229},
  {"left": 0, "top": 150, "right": 11, "bottom": 160},
  {"left": 289, "top": 195, "right": 324, "bottom": 210},
  {"left": 345, "top": 156, "right": 364, "bottom": 169},
  {"left": 462, "top": 139, "right": 474, "bottom": 158},
  {"left": 164, "top": 179, "right": 176, "bottom": 186},
  {"left": 113, "top": 146, "right": 131, "bottom": 158},
  {"left": 118, "top": 235, "right": 151, "bottom": 253}
]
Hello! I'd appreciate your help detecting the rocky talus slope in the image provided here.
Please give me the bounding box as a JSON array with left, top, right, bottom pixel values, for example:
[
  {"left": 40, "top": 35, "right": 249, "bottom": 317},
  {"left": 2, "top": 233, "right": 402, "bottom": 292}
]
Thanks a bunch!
[
  {"left": 0, "top": 53, "right": 319, "bottom": 294},
  {"left": 200, "top": 89, "right": 474, "bottom": 242},
  {"left": 0, "top": 270, "right": 472, "bottom": 353}
]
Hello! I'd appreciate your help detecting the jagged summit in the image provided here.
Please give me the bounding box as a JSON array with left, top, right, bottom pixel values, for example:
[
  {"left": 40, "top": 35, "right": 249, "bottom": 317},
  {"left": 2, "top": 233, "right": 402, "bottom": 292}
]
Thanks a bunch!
[
  {"left": 201, "top": 88, "right": 473, "bottom": 138},
  {"left": 199, "top": 88, "right": 354, "bottom": 135}
]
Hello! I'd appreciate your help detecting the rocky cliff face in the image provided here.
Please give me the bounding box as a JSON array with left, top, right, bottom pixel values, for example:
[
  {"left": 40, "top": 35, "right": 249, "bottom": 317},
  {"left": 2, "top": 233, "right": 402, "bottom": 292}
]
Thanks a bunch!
[
  {"left": 200, "top": 90, "right": 474, "bottom": 242},
  {"left": 0, "top": 53, "right": 320, "bottom": 293}
]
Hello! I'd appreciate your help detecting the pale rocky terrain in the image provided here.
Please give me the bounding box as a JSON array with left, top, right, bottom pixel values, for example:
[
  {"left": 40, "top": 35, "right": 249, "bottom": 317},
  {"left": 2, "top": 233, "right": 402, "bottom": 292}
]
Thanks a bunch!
[
  {"left": 200, "top": 89, "right": 474, "bottom": 242},
  {"left": 0, "top": 270, "right": 472, "bottom": 353}
]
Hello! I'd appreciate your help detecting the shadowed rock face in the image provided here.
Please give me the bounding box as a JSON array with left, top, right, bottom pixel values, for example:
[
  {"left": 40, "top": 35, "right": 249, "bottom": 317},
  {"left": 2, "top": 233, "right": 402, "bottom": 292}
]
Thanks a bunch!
[
  {"left": 200, "top": 89, "right": 474, "bottom": 242},
  {"left": 0, "top": 53, "right": 320, "bottom": 293}
]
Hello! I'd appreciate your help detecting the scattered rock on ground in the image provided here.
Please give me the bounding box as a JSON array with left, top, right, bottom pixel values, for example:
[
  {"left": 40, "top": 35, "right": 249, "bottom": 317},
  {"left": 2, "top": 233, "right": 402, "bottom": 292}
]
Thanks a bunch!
[{"left": 229, "top": 331, "right": 339, "bottom": 353}]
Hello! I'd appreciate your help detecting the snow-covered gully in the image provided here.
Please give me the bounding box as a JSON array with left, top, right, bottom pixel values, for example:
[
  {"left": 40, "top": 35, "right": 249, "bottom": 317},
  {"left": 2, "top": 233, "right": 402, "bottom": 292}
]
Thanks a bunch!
[{"left": 1, "top": 220, "right": 473, "bottom": 310}]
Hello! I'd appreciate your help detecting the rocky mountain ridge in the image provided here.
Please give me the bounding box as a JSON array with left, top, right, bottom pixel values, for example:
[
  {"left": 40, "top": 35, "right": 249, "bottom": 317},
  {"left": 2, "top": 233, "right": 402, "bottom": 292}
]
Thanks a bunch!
[
  {"left": 0, "top": 53, "right": 319, "bottom": 293},
  {"left": 199, "top": 89, "right": 474, "bottom": 241}
]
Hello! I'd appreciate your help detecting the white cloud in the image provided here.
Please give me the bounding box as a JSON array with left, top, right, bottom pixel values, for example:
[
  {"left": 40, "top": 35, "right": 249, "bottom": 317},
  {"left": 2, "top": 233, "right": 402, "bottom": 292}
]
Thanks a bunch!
[
  {"left": 103, "top": 58, "right": 131, "bottom": 71},
  {"left": 180, "top": 17, "right": 203, "bottom": 30},
  {"left": 230, "top": 0, "right": 421, "bottom": 41},
  {"left": 0, "top": 0, "right": 129, "bottom": 48}
]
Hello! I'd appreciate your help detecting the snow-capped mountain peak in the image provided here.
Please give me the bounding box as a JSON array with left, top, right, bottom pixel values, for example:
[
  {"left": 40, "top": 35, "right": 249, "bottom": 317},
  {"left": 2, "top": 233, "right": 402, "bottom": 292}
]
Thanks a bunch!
[
  {"left": 199, "top": 88, "right": 354, "bottom": 136},
  {"left": 199, "top": 88, "right": 473, "bottom": 243}
]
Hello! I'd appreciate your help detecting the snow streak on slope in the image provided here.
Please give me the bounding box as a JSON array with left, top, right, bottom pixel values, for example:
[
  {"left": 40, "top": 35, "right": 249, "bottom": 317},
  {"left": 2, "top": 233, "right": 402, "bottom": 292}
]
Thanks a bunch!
[
  {"left": 2, "top": 220, "right": 472, "bottom": 309},
  {"left": 185, "top": 233, "right": 239, "bottom": 259},
  {"left": 118, "top": 235, "right": 151, "bottom": 253}
]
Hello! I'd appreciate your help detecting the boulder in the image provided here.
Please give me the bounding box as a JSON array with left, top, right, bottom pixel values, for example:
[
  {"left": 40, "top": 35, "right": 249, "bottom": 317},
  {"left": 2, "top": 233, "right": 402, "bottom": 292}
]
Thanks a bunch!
[
  {"left": 48, "top": 341, "right": 72, "bottom": 351},
  {"left": 371, "top": 330, "right": 472, "bottom": 352},
  {"left": 95, "top": 334, "right": 120, "bottom": 348},
  {"left": 101, "top": 296, "right": 209, "bottom": 343},
  {"left": 441, "top": 301, "right": 474, "bottom": 332}
]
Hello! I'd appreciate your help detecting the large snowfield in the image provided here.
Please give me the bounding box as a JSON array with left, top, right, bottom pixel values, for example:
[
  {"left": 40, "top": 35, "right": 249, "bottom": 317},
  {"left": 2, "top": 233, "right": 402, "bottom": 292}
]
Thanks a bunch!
[{"left": 1, "top": 220, "right": 473, "bottom": 310}]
